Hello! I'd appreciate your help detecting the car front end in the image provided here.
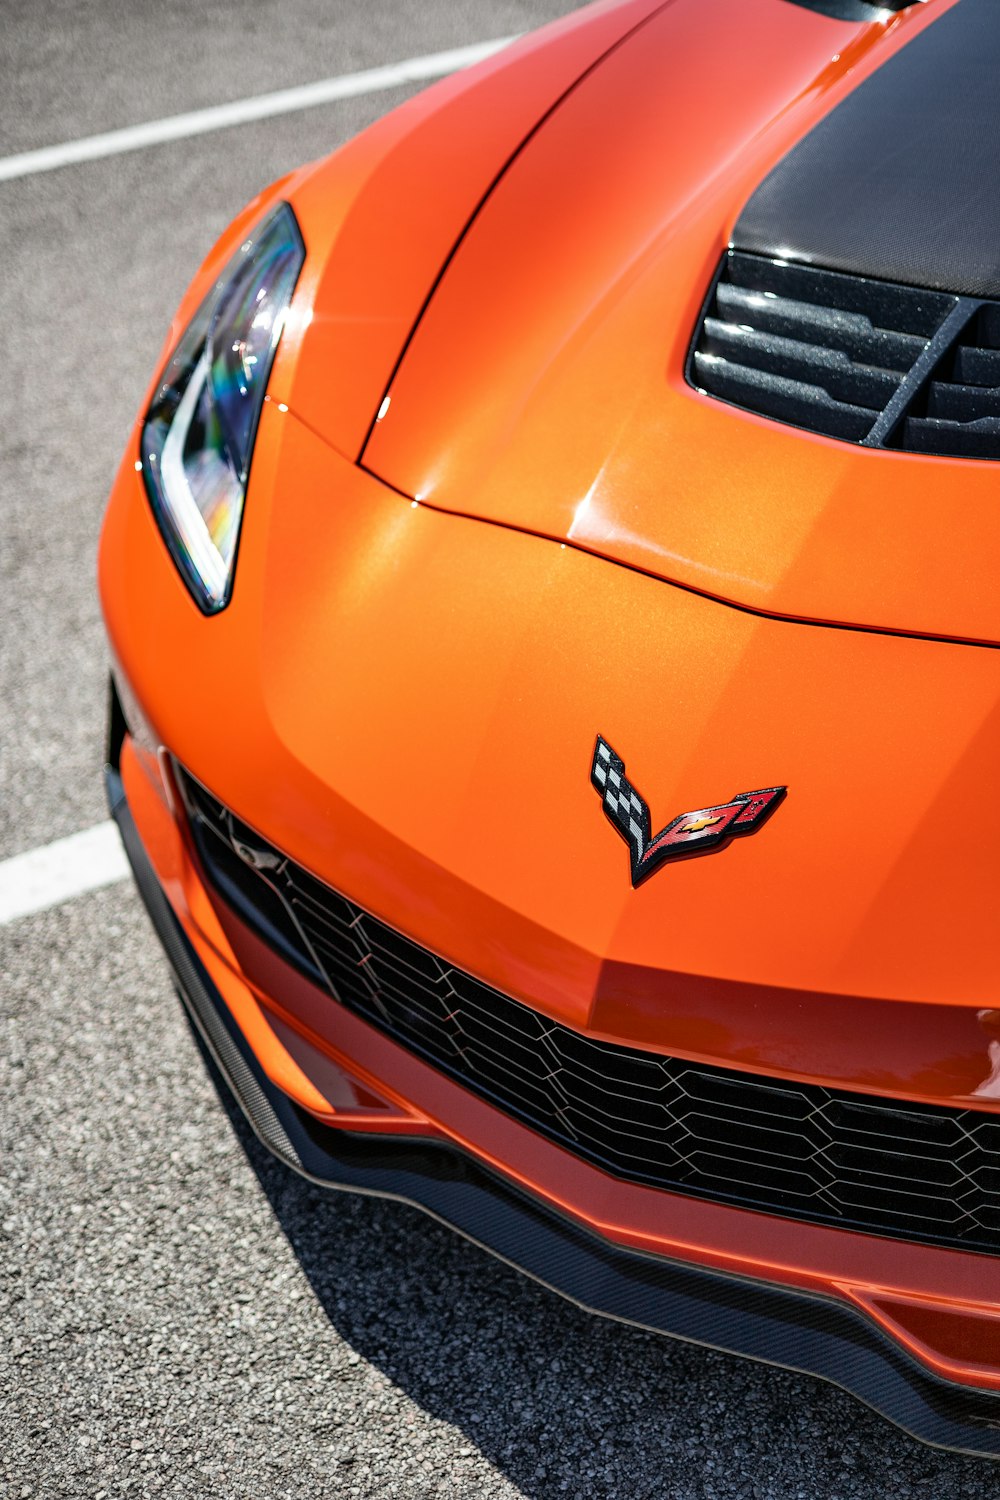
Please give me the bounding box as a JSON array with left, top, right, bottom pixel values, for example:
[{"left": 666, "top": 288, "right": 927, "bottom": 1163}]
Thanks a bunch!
[{"left": 99, "top": 0, "right": 1000, "bottom": 1457}]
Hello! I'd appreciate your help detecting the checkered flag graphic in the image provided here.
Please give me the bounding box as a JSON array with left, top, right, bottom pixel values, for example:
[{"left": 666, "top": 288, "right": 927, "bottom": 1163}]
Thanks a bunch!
[
  {"left": 591, "top": 736, "right": 651, "bottom": 872},
  {"left": 592, "top": 734, "right": 786, "bottom": 887}
]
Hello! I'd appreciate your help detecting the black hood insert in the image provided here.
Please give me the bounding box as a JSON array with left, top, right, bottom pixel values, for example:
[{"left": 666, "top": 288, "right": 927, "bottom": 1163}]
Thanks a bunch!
[{"left": 734, "top": 0, "right": 1000, "bottom": 301}]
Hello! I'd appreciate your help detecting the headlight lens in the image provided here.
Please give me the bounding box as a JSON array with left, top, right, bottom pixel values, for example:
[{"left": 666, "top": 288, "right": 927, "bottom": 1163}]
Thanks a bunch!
[{"left": 140, "top": 203, "right": 305, "bottom": 612}]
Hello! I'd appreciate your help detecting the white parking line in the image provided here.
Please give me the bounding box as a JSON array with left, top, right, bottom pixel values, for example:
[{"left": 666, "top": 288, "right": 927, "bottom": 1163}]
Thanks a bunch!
[
  {"left": 0, "top": 37, "right": 516, "bottom": 183},
  {"left": 0, "top": 822, "right": 128, "bottom": 925}
]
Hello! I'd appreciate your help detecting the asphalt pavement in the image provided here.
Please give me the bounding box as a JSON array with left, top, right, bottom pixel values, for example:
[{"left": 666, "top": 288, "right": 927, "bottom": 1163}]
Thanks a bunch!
[{"left": 0, "top": 3, "right": 996, "bottom": 1496}]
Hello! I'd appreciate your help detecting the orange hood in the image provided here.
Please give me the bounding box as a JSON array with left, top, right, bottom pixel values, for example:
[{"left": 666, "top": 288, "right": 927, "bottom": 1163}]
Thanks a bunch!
[{"left": 335, "top": 0, "right": 998, "bottom": 647}]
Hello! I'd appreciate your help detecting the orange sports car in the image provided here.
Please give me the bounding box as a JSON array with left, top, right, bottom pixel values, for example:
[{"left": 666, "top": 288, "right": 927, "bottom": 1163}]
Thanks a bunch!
[{"left": 99, "top": 0, "right": 1000, "bottom": 1457}]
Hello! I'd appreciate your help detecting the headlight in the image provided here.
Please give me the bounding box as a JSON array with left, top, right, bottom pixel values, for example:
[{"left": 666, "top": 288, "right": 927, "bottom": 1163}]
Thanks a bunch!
[{"left": 140, "top": 203, "right": 305, "bottom": 612}]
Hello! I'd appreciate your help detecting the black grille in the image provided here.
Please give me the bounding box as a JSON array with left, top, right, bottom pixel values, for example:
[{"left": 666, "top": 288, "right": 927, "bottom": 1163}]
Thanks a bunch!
[
  {"left": 178, "top": 766, "right": 1000, "bottom": 1255},
  {"left": 688, "top": 252, "right": 1000, "bottom": 461}
]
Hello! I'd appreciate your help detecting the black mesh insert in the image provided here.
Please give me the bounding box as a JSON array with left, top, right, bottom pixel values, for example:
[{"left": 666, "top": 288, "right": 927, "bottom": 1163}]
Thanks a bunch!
[{"left": 178, "top": 766, "right": 1000, "bottom": 1255}]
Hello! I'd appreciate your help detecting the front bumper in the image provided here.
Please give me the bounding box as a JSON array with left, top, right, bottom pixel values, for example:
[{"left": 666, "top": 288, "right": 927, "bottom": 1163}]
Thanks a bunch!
[
  {"left": 107, "top": 755, "right": 1000, "bottom": 1458},
  {"left": 100, "top": 406, "right": 1000, "bottom": 1458}
]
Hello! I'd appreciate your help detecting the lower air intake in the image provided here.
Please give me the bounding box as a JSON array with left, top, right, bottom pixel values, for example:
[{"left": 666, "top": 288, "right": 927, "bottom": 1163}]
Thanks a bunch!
[{"left": 178, "top": 765, "right": 1000, "bottom": 1256}]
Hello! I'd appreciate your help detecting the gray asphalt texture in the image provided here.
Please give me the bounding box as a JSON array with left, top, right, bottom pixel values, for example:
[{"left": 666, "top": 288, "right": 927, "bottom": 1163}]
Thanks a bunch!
[{"left": 0, "top": 3, "right": 996, "bottom": 1496}]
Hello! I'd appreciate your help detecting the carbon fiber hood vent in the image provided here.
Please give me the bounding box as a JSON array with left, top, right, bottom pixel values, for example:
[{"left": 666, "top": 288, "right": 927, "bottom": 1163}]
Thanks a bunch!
[
  {"left": 688, "top": 253, "right": 1000, "bottom": 461},
  {"left": 782, "top": 0, "right": 917, "bottom": 18}
]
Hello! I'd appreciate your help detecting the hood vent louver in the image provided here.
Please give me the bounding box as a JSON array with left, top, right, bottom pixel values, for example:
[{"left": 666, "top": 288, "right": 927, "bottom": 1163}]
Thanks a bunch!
[
  {"left": 688, "top": 252, "right": 1000, "bottom": 462},
  {"left": 900, "top": 304, "right": 1000, "bottom": 460},
  {"left": 782, "top": 0, "right": 920, "bottom": 19}
]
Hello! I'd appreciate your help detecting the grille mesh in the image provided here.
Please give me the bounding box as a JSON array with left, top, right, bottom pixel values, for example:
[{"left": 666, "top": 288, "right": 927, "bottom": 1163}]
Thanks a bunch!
[
  {"left": 689, "top": 252, "right": 1000, "bottom": 460},
  {"left": 179, "top": 767, "right": 1000, "bottom": 1255}
]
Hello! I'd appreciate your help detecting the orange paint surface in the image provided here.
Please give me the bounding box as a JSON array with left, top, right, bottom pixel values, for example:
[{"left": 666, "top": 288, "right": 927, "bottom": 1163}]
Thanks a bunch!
[
  {"left": 361, "top": 0, "right": 985, "bottom": 644},
  {"left": 99, "top": 0, "right": 999, "bottom": 1403}
]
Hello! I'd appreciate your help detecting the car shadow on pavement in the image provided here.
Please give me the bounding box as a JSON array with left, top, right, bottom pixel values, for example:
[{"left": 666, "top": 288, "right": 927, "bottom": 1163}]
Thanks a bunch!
[{"left": 191, "top": 1024, "right": 993, "bottom": 1499}]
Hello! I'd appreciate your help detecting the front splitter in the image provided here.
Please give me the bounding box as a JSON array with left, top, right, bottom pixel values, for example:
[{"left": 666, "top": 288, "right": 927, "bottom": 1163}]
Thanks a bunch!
[{"left": 107, "top": 762, "right": 1000, "bottom": 1460}]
